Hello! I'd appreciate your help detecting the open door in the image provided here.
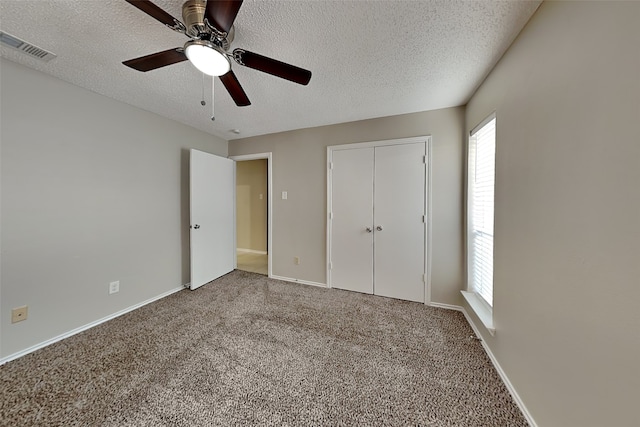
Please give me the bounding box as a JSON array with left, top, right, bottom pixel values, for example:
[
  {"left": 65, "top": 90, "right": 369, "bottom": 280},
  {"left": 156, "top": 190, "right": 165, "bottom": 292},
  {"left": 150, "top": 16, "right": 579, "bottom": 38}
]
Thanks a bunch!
[{"left": 190, "top": 149, "right": 235, "bottom": 290}]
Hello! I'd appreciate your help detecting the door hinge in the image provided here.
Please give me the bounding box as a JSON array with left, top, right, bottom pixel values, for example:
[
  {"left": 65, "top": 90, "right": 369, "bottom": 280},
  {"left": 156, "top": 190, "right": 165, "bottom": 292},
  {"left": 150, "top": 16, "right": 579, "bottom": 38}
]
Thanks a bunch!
[
  {"left": 423, "top": 155, "right": 426, "bottom": 164},
  {"left": 423, "top": 274, "right": 428, "bottom": 283},
  {"left": 422, "top": 215, "right": 425, "bottom": 223},
  {"left": 329, "top": 212, "right": 334, "bottom": 220},
  {"left": 328, "top": 262, "right": 333, "bottom": 270},
  {"left": 329, "top": 162, "right": 334, "bottom": 170}
]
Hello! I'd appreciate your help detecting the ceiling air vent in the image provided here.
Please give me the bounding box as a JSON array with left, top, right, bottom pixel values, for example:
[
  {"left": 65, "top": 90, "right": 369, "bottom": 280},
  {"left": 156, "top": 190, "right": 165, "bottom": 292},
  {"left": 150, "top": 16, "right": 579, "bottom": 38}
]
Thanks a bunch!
[{"left": 0, "top": 31, "right": 56, "bottom": 62}]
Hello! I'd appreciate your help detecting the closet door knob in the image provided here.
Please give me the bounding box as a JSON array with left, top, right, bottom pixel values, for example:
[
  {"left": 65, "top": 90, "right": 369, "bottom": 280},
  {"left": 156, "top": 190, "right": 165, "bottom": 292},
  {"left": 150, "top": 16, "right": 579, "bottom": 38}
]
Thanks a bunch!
[
  {"left": 376, "top": 225, "right": 383, "bottom": 231},
  {"left": 365, "top": 227, "right": 372, "bottom": 233}
]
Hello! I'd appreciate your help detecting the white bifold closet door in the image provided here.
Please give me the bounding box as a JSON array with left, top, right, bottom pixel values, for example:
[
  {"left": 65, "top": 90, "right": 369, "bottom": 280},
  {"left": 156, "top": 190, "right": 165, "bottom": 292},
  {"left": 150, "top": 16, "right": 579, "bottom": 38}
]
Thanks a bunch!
[
  {"left": 330, "top": 142, "right": 426, "bottom": 303},
  {"left": 330, "top": 147, "right": 375, "bottom": 294},
  {"left": 373, "top": 143, "right": 426, "bottom": 302}
]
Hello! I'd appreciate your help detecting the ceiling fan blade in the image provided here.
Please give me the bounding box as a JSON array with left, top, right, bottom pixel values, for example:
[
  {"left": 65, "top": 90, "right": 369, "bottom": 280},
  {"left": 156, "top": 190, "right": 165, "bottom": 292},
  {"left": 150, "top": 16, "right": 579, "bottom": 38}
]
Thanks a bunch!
[
  {"left": 219, "top": 70, "right": 251, "bottom": 106},
  {"left": 232, "top": 49, "right": 312, "bottom": 85},
  {"left": 205, "top": 0, "right": 243, "bottom": 34},
  {"left": 123, "top": 48, "right": 187, "bottom": 72},
  {"left": 125, "top": 0, "right": 182, "bottom": 28}
]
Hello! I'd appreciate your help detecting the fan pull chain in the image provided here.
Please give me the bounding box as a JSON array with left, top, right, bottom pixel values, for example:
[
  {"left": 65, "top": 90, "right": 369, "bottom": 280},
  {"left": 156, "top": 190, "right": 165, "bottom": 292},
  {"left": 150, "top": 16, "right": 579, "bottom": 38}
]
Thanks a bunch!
[
  {"left": 211, "top": 76, "right": 215, "bottom": 121},
  {"left": 200, "top": 73, "right": 206, "bottom": 106}
]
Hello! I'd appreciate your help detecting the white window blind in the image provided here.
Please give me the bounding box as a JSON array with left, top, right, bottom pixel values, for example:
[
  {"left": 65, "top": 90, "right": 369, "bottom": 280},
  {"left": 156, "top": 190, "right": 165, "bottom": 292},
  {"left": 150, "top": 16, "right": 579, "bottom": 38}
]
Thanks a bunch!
[{"left": 468, "top": 116, "right": 496, "bottom": 307}]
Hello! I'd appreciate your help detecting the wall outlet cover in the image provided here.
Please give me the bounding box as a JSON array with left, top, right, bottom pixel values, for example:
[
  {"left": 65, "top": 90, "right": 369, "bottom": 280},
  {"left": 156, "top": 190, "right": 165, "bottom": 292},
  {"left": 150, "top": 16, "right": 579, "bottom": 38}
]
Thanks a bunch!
[{"left": 11, "top": 306, "right": 28, "bottom": 323}]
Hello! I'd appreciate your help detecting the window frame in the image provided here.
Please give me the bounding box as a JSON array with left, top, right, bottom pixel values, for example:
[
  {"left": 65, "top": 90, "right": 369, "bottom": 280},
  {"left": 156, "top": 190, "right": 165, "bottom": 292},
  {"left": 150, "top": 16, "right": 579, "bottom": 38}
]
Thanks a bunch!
[{"left": 463, "top": 113, "right": 496, "bottom": 334}]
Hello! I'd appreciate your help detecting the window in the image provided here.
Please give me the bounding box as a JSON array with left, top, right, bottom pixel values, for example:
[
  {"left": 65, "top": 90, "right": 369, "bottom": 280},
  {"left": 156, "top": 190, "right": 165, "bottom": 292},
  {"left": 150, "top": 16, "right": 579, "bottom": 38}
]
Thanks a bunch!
[{"left": 467, "top": 114, "right": 496, "bottom": 308}]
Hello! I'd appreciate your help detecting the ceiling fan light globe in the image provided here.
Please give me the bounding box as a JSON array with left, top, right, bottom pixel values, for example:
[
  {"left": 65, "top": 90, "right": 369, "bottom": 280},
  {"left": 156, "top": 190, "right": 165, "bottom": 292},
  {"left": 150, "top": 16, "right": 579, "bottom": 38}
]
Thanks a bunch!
[{"left": 184, "top": 41, "right": 230, "bottom": 76}]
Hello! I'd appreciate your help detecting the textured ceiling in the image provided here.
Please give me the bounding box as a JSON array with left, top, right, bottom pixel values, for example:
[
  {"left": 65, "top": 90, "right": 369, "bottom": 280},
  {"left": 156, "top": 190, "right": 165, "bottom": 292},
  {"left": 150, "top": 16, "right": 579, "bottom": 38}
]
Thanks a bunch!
[{"left": 0, "top": 0, "right": 541, "bottom": 140}]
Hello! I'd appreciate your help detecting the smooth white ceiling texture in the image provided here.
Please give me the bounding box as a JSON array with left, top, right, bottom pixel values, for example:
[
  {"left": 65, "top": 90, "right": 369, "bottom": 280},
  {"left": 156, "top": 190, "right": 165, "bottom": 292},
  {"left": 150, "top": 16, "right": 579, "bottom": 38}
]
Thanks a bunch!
[{"left": 0, "top": 0, "right": 541, "bottom": 140}]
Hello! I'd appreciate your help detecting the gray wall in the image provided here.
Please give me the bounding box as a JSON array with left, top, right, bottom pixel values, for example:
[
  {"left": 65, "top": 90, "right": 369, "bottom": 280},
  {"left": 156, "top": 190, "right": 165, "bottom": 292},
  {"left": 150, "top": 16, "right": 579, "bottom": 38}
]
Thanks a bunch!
[
  {"left": 229, "top": 107, "right": 464, "bottom": 304},
  {"left": 0, "top": 59, "right": 228, "bottom": 358},
  {"left": 464, "top": 1, "right": 640, "bottom": 426}
]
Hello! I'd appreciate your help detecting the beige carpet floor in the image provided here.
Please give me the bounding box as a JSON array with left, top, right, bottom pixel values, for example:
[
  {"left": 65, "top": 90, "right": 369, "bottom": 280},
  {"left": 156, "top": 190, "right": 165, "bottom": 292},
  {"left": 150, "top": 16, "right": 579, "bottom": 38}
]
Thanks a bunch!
[{"left": 0, "top": 270, "right": 527, "bottom": 426}]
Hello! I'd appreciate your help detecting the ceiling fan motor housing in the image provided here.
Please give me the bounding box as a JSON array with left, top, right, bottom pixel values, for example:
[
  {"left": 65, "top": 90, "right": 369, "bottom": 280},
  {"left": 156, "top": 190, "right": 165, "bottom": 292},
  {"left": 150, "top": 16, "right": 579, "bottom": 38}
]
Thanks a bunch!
[
  {"left": 182, "top": 0, "right": 233, "bottom": 49},
  {"left": 182, "top": 0, "right": 207, "bottom": 37}
]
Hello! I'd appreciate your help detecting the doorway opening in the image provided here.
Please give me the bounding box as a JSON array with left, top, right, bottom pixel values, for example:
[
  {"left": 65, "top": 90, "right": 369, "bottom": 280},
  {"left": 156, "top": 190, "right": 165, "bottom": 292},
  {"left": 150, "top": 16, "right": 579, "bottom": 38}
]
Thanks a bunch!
[{"left": 231, "top": 153, "right": 272, "bottom": 276}]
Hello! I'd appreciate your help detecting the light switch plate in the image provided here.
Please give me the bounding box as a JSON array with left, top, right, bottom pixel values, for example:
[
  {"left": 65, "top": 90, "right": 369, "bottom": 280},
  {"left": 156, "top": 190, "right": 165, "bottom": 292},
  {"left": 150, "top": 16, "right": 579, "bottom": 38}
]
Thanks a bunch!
[{"left": 109, "top": 281, "right": 120, "bottom": 294}]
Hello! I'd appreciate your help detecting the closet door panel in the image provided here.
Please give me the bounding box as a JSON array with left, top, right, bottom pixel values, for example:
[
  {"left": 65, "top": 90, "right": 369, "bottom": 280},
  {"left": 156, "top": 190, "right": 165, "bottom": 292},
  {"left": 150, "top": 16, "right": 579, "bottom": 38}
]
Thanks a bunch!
[
  {"left": 374, "top": 143, "right": 426, "bottom": 302},
  {"left": 330, "top": 148, "right": 375, "bottom": 294}
]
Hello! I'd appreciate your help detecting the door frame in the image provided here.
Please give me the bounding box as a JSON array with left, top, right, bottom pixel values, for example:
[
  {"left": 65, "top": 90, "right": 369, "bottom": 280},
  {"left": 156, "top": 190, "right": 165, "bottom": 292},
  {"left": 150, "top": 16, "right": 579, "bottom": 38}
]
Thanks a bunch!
[
  {"left": 229, "top": 152, "right": 273, "bottom": 278},
  {"left": 326, "top": 136, "right": 432, "bottom": 304}
]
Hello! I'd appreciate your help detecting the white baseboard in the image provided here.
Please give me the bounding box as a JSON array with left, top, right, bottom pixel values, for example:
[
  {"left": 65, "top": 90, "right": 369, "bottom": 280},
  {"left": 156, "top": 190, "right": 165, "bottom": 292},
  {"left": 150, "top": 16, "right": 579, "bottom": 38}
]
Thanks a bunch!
[
  {"left": 269, "top": 274, "right": 327, "bottom": 288},
  {"left": 428, "top": 301, "right": 463, "bottom": 311},
  {"left": 0, "top": 285, "right": 186, "bottom": 366},
  {"left": 459, "top": 308, "right": 537, "bottom": 427},
  {"left": 237, "top": 248, "right": 268, "bottom": 255}
]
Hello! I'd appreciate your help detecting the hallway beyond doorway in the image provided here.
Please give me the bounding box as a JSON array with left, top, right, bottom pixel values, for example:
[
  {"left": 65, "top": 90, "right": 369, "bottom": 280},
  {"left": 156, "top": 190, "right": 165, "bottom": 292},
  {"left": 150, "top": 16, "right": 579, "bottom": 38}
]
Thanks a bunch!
[{"left": 236, "top": 251, "right": 268, "bottom": 275}]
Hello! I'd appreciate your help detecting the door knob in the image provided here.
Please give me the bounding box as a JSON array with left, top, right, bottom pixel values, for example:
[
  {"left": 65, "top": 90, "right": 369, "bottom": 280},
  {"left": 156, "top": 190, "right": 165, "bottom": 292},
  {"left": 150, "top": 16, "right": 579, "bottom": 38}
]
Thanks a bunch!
[
  {"left": 193, "top": 224, "right": 201, "bottom": 229},
  {"left": 365, "top": 227, "right": 372, "bottom": 233},
  {"left": 376, "top": 225, "right": 383, "bottom": 231}
]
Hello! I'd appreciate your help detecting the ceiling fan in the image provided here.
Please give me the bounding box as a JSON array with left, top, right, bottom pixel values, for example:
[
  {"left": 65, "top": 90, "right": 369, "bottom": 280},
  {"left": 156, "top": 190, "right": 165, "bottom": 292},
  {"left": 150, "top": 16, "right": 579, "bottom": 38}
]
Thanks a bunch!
[{"left": 122, "top": 0, "right": 312, "bottom": 107}]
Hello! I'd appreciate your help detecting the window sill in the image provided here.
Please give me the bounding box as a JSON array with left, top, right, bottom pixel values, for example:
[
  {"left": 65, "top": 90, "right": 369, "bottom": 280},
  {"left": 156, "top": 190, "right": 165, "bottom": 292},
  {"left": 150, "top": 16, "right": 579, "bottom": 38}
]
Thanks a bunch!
[{"left": 461, "top": 291, "right": 496, "bottom": 336}]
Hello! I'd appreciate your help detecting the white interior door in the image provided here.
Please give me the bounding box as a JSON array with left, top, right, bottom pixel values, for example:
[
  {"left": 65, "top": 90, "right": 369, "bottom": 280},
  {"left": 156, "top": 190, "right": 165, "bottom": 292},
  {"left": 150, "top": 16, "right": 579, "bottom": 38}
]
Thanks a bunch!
[
  {"left": 330, "top": 147, "right": 374, "bottom": 294},
  {"left": 374, "top": 143, "right": 426, "bottom": 302},
  {"left": 190, "top": 149, "right": 235, "bottom": 290}
]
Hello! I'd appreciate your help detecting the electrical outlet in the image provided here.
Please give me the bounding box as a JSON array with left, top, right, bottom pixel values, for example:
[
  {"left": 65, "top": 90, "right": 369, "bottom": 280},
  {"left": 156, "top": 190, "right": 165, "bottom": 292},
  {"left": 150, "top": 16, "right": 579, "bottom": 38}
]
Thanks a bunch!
[
  {"left": 109, "top": 281, "right": 120, "bottom": 294},
  {"left": 11, "top": 306, "right": 28, "bottom": 323},
  {"left": 294, "top": 256, "right": 300, "bottom": 265}
]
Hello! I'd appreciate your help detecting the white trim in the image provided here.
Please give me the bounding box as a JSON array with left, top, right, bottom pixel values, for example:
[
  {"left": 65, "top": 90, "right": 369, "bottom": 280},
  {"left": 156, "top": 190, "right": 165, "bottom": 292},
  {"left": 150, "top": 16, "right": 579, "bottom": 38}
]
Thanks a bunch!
[
  {"left": 429, "top": 302, "right": 463, "bottom": 311},
  {"left": 461, "top": 291, "right": 495, "bottom": 335},
  {"left": 326, "top": 147, "right": 333, "bottom": 287},
  {"left": 0, "top": 285, "right": 185, "bottom": 365},
  {"left": 425, "top": 139, "right": 433, "bottom": 305},
  {"left": 269, "top": 275, "right": 327, "bottom": 288},
  {"left": 328, "top": 135, "right": 430, "bottom": 151},
  {"left": 233, "top": 161, "right": 237, "bottom": 270},
  {"left": 236, "top": 248, "right": 268, "bottom": 255},
  {"left": 326, "top": 136, "right": 432, "bottom": 304},
  {"left": 470, "top": 111, "right": 497, "bottom": 136},
  {"left": 229, "top": 152, "right": 273, "bottom": 278},
  {"left": 460, "top": 307, "right": 537, "bottom": 427}
]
